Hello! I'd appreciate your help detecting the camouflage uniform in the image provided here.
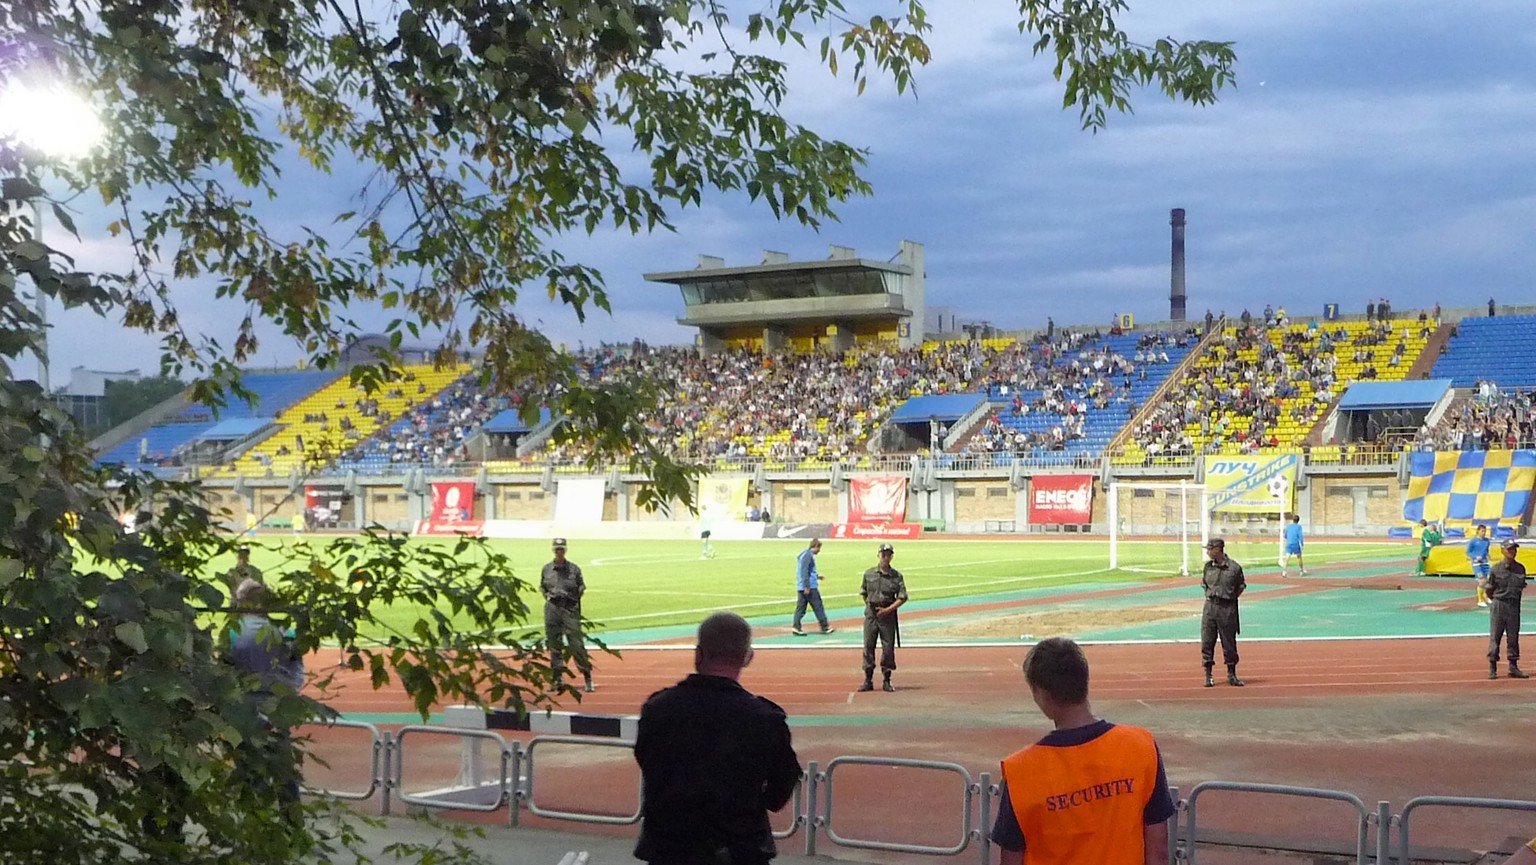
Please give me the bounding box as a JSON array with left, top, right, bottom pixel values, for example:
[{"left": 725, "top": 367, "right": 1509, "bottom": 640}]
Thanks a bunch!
[
  {"left": 541, "top": 544, "right": 592, "bottom": 688},
  {"left": 860, "top": 545, "right": 908, "bottom": 690}
]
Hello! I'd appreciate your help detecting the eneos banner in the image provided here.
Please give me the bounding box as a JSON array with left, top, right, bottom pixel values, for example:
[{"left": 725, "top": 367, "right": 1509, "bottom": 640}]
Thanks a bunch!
[
  {"left": 1204, "top": 454, "right": 1299, "bottom": 513},
  {"left": 848, "top": 476, "right": 909, "bottom": 523},
  {"left": 1029, "top": 475, "right": 1093, "bottom": 524}
]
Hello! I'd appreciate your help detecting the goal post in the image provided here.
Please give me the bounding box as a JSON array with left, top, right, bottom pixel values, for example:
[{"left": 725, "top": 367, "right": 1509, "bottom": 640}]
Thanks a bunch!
[{"left": 1108, "top": 481, "right": 1209, "bottom": 576}]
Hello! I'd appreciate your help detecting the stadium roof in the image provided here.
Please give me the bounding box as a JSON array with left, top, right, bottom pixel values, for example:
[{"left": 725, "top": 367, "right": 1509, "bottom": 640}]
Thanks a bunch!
[
  {"left": 195, "top": 418, "right": 270, "bottom": 441},
  {"left": 888, "top": 393, "right": 988, "bottom": 424},
  {"left": 484, "top": 407, "right": 552, "bottom": 434},
  {"left": 1336, "top": 379, "right": 1453, "bottom": 411}
]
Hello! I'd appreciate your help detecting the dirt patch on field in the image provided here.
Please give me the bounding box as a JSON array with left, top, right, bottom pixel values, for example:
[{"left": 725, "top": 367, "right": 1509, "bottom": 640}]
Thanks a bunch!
[{"left": 929, "top": 603, "right": 1201, "bottom": 639}]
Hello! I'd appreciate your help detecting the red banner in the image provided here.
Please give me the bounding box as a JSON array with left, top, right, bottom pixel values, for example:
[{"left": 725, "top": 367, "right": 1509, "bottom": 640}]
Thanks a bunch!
[
  {"left": 830, "top": 522, "right": 923, "bottom": 540},
  {"left": 848, "top": 476, "right": 909, "bottom": 523},
  {"left": 429, "top": 481, "right": 477, "bottom": 523},
  {"left": 1029, "top": 474, "right": 1094, "bottom": 525}
]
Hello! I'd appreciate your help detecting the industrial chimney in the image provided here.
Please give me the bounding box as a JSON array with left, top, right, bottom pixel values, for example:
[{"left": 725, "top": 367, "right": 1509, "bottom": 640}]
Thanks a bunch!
[{"left": 1169, "top": 208, "right": 1187, "bottom": 322}]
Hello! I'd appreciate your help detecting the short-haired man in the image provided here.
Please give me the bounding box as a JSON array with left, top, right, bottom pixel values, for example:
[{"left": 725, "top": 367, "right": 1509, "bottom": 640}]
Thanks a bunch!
[
  {"left": 859, "top": 543, "right": 908, "bottom": 693},
  {"left": 540, "top": 538, "right": 593, "bottom": 692},
  {"left": 791, "top": 539, "right": 835, "bottom": 636},
  {"left": 227, "top": 578, "right": 306, "bottom": 809},
  {"left": 1281, "top": 514, "right": 1306, "bottom": 577},
  {"left": 1486, "top": 540, "right": 1528, "bottom": 679},
  {"left": 991, "top": 637, "right": 1175, "bottom": 865},
  {"left": 1468, "top": 524, "right": 1492, "bottom": 608},
  {"left": 1201, "top": 538, "right": 1246, "bottom": 687},
  {"left": 634, "top": 612, "right": 802, "bottom": 865}
]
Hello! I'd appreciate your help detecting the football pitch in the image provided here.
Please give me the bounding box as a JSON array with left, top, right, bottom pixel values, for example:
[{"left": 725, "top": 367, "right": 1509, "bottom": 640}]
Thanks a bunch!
[{"left": 227, "top": 534, "right": 1412, "bottom": 639}]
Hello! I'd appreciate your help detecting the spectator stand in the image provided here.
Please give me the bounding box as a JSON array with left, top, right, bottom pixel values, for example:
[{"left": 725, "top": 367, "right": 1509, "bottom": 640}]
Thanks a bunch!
[{"left": 1116, "top": 317, "right": 1434, "bottom": 467}]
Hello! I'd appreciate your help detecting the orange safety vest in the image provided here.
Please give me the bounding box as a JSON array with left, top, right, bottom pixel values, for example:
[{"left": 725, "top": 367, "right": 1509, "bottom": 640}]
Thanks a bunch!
[{"left": 999, "top": 724, "right": 1160, "bottom": 865}]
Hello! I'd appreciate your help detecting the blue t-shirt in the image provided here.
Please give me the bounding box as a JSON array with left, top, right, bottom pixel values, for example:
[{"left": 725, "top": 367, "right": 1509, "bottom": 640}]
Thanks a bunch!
[
  {"left": 1283, "top": 522, "right": 1303, "bottom": 550},
  {"left": 990, "top": 720, "right": 1176, "bottom": 853},
  {"left": 1467, "top": 536, "right": 1491, "bottom": 566}
]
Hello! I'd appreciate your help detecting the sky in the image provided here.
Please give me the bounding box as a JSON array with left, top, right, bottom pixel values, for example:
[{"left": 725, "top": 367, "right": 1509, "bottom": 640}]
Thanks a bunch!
[{"left": 23, "top": 0, "right": 1536, "bottom": 387}]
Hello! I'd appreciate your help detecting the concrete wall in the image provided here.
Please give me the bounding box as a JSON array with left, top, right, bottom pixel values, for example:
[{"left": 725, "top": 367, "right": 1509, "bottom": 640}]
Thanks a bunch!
[{"left": 774, "top": 481, "right": 839, "bottom": 522}]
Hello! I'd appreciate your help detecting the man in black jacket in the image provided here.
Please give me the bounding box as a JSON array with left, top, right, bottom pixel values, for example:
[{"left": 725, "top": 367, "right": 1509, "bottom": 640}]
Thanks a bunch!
[{"left": 634, "top": 611, "right": 802, "bottom": 865}]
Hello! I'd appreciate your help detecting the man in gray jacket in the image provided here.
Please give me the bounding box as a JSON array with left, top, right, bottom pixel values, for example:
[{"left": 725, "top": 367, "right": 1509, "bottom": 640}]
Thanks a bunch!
[
  {"left": 1486, "top": 540, "right": 1528, "bottom": 679},
  {"left": 1200, "top": 538, "right": 1246, "bottom": 687}
]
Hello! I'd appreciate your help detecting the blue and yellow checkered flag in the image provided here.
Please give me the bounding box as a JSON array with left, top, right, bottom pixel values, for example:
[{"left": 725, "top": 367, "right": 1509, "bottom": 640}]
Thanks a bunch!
[{"left": 1403, "top": 449, "right": 1536, "bottom": 528}]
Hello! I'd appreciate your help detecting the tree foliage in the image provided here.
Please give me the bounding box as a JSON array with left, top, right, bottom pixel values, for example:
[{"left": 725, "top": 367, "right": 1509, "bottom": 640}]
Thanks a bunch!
[{"left": 0, "top": 0, "right": 1234, "bottom": 860}]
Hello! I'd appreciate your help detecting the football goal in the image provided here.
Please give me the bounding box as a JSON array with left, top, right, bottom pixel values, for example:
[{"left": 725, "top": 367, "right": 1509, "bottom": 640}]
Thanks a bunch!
[{"left": 1108, "top": 481, "right": 1208, "bottom": 576}]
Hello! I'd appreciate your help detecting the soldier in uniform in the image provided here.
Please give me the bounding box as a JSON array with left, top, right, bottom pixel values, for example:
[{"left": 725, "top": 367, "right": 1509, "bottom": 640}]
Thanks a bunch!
[
  {"left": 859, "top": 543, "right": 908, "bottom": 693},
  {"left": 540, "top": 538, "right": 594, "bottom": 692},
  {"left": 220, "top": 546, "right": 265, "bottom": 596},
  {"left": 1200, "top": 538, "right": 1246, "bottom": 687},
  {"left": 1485, "top": 539, "right": 1529, "bottom": 680}
]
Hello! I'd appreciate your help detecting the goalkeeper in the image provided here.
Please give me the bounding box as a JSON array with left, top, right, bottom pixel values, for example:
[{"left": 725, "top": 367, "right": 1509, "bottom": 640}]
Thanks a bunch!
[{"left": 1414, "top": 519, "right": 1443, "bottom": 576}]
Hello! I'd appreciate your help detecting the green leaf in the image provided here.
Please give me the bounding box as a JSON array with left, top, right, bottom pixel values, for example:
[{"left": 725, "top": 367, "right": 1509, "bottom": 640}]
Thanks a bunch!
[{"left": 115, "top": 621, "right": 149, "bottom": 653}]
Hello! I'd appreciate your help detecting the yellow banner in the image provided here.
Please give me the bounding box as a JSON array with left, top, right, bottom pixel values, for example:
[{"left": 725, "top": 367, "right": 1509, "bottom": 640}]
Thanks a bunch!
[
  {"left": 1204, "top": 454, "right": 1299, "bottom": 514},
  {"left": 696, "top": 476, "right": 751, "bottom": 529}
]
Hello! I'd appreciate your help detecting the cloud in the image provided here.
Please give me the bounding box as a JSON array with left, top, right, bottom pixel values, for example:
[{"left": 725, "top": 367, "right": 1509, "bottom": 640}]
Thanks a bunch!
[{"left": 23, "top": 0, "right": 1536, "bottom": 388}]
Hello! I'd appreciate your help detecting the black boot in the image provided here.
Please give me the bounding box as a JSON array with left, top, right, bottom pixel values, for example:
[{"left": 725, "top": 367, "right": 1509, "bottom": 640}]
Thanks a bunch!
[
  {"left": 1203, "top": 665, "right": 1214, "bottom": 688},
  {"left": 857, "top": 676, "right": 874, "bottom": 692},
  {"left": 1226, "top": 665, "right": 1245, "bottom": 687},
  {"left": 882, "top": 675, "right": 895, "bottom": 693},
  {"left": 1511, "top": 664, "right": 1530, "bottom": 679},
  {"left": 1490, "top": 662, "right": 1500, "bottom": 680},
  {"left": 583, "top": 673, "right": 596, "bottom": 693}
]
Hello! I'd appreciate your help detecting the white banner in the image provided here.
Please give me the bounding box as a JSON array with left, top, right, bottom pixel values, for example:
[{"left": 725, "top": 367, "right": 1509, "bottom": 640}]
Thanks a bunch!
[{"left": 554, "top": 478, "right": 607, "bottom": 523}]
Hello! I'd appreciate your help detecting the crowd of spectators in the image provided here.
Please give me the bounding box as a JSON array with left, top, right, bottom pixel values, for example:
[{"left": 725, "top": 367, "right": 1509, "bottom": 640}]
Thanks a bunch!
[
  {"left": 544, "top": 328, "right": 1197, "bottom": 464},
  {"left": 1418, "top": 382, "right": 1536, "bottom": 452},
  {"left": 1131, "top": 320, "right": 1353, "bottom": 456},
  {"left": 964, "top": 329, "right": 1193, "bottom": 454},
  {"left": 337, "top": 376, "right": 500, "bottom": 465}
]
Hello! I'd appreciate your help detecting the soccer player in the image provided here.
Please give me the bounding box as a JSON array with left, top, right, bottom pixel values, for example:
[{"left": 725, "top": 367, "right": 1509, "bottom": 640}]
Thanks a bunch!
[
  {"left": 1415, "top": 519, "right": 1443, "bottom": 576},
  {"left": 1468, "top": 524, "right": 1492, "bottom": 608},
  {"left": 1281, "top": 514, "right": 1306, "bottom": 577},
  {"left": 699, "top": 529, "right": 716, "bottom": 560}
]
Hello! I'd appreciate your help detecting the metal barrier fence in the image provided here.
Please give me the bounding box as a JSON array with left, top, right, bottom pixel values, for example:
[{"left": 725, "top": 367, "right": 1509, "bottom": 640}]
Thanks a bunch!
[{"left": 305, "top": 722, "right": 1536, "bottom": 863}]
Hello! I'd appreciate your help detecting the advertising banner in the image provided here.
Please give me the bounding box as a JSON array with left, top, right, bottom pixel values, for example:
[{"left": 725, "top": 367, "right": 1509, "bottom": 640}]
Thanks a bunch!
[
  {"left": 304, "top": 486, "right": 347, "bottom": 529},
  {"left": 1029, "top": 475, "right": 1094, "bottom": 525},
  {"left": 429, "top": 481, "right": 477, "bottom": 523},
  {"left": 830, "top": 522, "right": 923, "bottom": 540},
  {"left": 553, "top": 478, "right": 606, "bottom": 523},
  {"left": 1204, "top": 454, "right": 1300, "bottom": 514},
  {"left": 413, "top": 519, "right": 485, "bottom": 536},
  {"left": 766, "top": 523, "right": 835, "bottom": 540},
  {"left": 848, "top": 476, "right": 909, "bottom": 523},
  {"left": 696, "top": 476, "right": 751, "bottom": 530}
]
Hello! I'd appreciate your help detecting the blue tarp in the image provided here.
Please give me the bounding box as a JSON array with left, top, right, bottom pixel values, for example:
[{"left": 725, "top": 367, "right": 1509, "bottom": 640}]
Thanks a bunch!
[
  {"left": 195, "top": 418, "right": 270, "bottom": 441},
  {"left": 484, "top": 407, "right": 552, "bottom": 434},
  {"left": 888, "top": 393, "right": 987, "bottom": 424},
  {"left": 1337, "top": 379, "right": 1452, "bottom": 411}
]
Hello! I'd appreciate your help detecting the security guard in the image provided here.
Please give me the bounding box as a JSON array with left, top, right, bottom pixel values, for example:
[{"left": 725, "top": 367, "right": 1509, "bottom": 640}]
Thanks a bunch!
[
  {"left": 859, "top": 543, "right": 908, "bottom": 693},
  {"left": 540, "top": 538, "right": 594, "bottom": 692},
  {"left": 220, "top": 546, "right": 265, "bottom": 595},
  {"left": 1485, "top": 539, "right": 1528, "bottom": 680},
  {"left": 1200, "top": 538, "right": 1246, "bottom": 687}
]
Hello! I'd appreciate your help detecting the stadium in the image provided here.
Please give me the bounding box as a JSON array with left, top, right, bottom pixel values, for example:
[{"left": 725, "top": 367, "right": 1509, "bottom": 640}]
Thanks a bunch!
[{"left": 83, "top": 238, "right": 1536, "bottom": 864}]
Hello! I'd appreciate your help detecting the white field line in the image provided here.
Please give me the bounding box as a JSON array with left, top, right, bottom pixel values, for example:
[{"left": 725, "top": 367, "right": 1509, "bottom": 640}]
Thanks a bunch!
[{"left": 599, "top": 567, "right": 1118, "bottom": 624}]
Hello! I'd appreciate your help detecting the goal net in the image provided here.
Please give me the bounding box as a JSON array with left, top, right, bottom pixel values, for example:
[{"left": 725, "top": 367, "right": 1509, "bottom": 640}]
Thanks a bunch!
[{"left": 1108, "top": 482, "right": 1208, "bottom": 576}]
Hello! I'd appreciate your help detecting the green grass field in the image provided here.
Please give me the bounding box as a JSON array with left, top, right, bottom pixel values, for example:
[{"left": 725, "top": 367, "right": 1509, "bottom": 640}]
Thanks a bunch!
[{"left": 217, "top": 535, "right": 1411, "bottom": 638}]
